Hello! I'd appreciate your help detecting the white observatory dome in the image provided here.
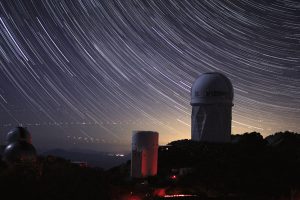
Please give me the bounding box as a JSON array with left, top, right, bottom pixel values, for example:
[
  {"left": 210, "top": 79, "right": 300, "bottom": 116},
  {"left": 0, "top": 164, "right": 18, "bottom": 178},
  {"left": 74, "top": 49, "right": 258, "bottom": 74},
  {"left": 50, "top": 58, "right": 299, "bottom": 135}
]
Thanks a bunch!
[
  {"left": 6, "top": 127, "right": 32, "bottom": 145},
  {"left": 191, "top": 72, "right": 233, "bottom": 105}
]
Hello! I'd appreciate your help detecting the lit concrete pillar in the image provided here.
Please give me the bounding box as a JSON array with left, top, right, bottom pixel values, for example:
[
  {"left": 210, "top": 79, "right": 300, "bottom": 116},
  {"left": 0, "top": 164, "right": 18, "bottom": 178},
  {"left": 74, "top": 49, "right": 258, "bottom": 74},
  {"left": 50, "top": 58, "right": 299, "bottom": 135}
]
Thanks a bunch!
[{"left": 131, "top": 131, "right": 158, "bottom": 178}]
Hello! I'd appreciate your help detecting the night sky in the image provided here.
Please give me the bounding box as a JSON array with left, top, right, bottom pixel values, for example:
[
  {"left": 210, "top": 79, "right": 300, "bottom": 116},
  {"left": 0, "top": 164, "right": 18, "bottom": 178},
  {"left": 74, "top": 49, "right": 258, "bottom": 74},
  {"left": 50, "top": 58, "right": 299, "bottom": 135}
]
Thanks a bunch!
[{"left": 0, "top": 0, "right": 299, "bottom": 151}]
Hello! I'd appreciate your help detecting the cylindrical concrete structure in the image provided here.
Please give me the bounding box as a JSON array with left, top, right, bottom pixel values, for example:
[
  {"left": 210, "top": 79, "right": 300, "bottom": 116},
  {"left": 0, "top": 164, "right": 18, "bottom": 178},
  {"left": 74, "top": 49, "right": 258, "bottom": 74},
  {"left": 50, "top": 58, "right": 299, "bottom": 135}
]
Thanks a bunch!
[
  {"left": 131, "top": 131, "right": 159, "bottom": 178},
  {"left": 191, "top": 72, "right": 234, "bottom": 143}
]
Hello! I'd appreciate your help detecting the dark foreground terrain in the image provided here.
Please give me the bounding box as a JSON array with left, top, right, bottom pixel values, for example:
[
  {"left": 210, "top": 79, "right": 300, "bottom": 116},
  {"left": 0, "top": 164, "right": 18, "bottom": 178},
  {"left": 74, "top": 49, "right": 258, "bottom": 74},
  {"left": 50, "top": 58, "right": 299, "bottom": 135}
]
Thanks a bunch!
[{"left": 1, "top": 131, "right": 300, "bottom": 200}]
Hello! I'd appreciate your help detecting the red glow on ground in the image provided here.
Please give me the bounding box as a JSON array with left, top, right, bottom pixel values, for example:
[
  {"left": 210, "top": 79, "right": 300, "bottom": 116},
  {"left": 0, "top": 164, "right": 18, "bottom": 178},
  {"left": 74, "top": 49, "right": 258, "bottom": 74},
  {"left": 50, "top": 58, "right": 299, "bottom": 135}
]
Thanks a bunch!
[
  {"left": 164, "top": 194, "right": 197, "bottom": 198},
  {"left": 170, "top": 175, "right": 177, "bottom": 179},
  {"left": 121, "top": 194, "right": 141, "bottom": 200},
  {"left": 128, "top": 197, "right": 141, "bottom": 200},
  {"left": 153, "top": 188, "right": 166, "bottom": 197}
]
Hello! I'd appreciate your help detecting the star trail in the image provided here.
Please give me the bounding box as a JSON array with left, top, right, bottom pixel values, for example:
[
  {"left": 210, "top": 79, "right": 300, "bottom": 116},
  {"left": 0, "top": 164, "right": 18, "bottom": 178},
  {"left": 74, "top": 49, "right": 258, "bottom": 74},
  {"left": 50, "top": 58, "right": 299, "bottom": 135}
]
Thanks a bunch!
[{"left": 0, "top": 0, "right": 299, "bottom": 150}]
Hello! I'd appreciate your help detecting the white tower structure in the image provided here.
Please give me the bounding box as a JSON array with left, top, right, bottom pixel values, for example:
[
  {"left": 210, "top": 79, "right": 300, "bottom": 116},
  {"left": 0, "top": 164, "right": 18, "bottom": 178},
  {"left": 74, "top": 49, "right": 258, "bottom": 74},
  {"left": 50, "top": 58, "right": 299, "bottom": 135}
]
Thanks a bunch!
[
  {"left": 191, "top": 72, "right": 234, "bottom": 143},
  {"left": 131, "top": 131, "right": 159, "bottom": 178}
]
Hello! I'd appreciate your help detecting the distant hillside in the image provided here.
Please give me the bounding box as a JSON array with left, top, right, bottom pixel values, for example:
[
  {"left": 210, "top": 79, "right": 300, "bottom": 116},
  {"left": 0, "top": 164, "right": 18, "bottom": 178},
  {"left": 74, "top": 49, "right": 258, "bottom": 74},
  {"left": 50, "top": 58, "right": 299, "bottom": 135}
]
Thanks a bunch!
[
  {"left": 265, "top": 131, "right": 300, "bottom": 147},
  {"left": 1, "top": 131, "right": 300, "bottom": 199},
  {"left": 157, "top": 131, "right": 300, "bottom": 198},
  {"left": 42, "top": 148, "right": 130, "bottom": 169}
]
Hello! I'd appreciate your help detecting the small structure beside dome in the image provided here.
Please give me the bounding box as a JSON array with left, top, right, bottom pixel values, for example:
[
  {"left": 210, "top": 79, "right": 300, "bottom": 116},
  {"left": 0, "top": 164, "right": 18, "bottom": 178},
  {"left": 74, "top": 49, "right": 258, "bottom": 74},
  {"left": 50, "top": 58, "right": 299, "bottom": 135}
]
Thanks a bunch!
[{"left": 190, "top": 72, "right": 234, "bottom": 143}]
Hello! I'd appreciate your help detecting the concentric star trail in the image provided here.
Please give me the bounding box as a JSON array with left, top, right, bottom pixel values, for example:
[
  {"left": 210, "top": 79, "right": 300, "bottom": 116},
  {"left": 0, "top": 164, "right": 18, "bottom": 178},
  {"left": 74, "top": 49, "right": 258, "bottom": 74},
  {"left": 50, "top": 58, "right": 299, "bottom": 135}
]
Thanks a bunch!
[{"left": 0, "top": 0, "right": 299, "bottom": 150}]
